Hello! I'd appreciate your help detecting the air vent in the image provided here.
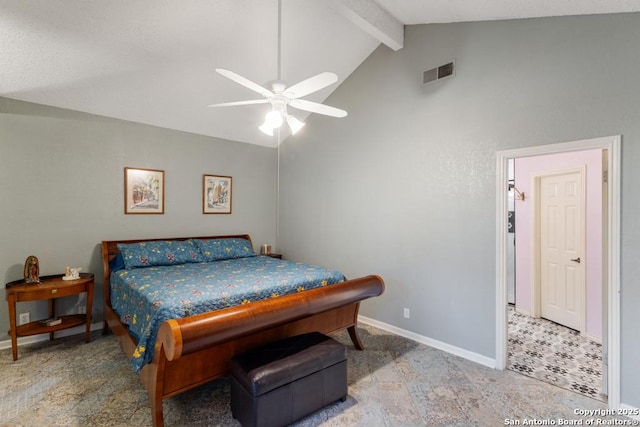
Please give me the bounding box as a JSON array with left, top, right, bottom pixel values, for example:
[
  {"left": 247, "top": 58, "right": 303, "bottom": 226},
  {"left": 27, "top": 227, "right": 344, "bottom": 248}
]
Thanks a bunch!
[{"left": 422, "top": 61, "right": 455, "bottom": 86}]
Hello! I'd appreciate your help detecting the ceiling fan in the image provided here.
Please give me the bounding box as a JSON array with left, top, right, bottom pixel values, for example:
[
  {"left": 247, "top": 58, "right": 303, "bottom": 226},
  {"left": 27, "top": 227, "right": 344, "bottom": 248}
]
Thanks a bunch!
[{"left": 207, "top": 0, "right": 347, "bottom": 137}]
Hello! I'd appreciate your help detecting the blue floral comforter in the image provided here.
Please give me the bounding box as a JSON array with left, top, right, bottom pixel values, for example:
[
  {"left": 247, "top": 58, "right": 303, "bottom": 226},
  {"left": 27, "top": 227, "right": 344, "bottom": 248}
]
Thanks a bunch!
[{"left": 109, "top": 255, "right": 346, "bottom": 372}]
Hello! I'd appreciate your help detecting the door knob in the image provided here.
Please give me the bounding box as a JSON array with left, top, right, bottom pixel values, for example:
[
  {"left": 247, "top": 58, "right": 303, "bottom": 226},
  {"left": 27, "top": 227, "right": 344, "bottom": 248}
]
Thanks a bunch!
[{"left": 570, "top": 257, "right": 581, "bottom": 263}]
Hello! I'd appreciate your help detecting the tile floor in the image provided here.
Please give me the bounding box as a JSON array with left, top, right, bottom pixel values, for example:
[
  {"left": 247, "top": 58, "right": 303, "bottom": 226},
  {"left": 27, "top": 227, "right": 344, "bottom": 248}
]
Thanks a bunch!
[{"left": 507, "top": 306, "right": 605, "bottom": 402}]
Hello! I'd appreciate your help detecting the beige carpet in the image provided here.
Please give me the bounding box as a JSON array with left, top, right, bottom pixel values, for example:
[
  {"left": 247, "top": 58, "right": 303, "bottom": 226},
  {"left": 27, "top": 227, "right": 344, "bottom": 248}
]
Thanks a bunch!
[{"left": 0, "top": 323, "right": 620, "bottom": 426}]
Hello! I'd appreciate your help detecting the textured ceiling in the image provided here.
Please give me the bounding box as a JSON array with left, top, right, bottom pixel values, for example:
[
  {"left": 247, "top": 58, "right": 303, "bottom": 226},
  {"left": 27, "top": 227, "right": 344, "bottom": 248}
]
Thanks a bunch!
[
  {"left": 375, "top": 0, "right": 640, "bottom": 25},
  {"left": 2, "top": 0, "right": 640, "bottom": 147}
]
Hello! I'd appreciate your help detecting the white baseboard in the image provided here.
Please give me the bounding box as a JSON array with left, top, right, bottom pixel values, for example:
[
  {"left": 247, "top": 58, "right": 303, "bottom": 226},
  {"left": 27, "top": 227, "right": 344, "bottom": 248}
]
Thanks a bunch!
[
  {"left": 0, "top": 322, "right": 103, "bottom": 352},
  {"left": 515, "top": 306, "right": 532, "bottom": 317},
  {"left": 358, "top": 315, "right": 496, "bottom": 369},
  {"left": 585, "top": 332, "right": 602, "bottom": 345}
]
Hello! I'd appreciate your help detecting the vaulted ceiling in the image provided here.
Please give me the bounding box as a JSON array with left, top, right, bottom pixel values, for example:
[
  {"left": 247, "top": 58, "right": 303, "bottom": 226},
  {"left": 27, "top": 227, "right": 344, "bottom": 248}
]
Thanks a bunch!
[{"left": 2, "top": 0, "right": 639, "bottom": 147}]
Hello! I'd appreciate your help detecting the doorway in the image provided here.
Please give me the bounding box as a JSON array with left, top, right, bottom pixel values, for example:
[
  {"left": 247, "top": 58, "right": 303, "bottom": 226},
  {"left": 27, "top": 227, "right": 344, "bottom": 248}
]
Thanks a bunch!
[{"left": 495, "top": 135, "right": 620, "bottom": 408}]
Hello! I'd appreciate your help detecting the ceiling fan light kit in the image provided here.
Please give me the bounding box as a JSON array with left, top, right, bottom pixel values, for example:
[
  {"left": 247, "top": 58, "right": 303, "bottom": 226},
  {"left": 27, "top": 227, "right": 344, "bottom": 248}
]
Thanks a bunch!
[
  {"left": 265, "top": 110, "right": 284, "bottom": 128},
  {"left": 286, "top": 115, "right": 305, "bottom": 134},
  {"left": 207, "top": 0, "right": 347, "bottom": 138},
  {"left": 258, "top": 122, "right": 275, "bottom": 137},
  {"left": 259, "top": 112, "right": 305, "bottom": 137},
  {"left": 259, "top": 96, "right": 306, "bottom": 136}
]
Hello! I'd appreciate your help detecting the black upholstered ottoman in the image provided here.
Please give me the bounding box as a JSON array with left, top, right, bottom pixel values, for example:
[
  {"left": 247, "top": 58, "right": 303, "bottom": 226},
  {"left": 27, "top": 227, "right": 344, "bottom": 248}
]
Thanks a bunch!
[{"left": 230, "top": 332, "right": 347, "bottom": 427}]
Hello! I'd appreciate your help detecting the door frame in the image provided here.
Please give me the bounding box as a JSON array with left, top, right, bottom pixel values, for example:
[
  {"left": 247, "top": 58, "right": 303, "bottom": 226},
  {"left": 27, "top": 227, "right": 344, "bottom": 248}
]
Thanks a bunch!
[
  {"left": 532, "top": 166, "right": 587, "bottom": 335},
  {"left": 495, "top": 135, "right": 620, "bottom": 408}
]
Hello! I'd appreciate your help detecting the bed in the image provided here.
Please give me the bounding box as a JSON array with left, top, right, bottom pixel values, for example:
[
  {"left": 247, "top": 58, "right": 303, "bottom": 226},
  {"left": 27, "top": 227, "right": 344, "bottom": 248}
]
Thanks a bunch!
[{"left": 101, "top": 234, "right": 384, "bottom": 427}]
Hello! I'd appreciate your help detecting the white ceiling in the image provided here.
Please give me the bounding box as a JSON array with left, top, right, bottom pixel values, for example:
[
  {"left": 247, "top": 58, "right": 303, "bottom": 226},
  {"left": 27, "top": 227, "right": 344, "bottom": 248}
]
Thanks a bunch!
[{"left": 2, "top": 0, "right": 640, "bottom": 148}]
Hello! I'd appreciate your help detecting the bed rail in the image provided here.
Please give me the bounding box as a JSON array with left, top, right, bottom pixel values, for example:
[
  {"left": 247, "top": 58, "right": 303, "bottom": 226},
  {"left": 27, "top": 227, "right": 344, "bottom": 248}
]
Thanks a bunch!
[{"left": 157, "top": 275, "right": 384, "bottom": 361}]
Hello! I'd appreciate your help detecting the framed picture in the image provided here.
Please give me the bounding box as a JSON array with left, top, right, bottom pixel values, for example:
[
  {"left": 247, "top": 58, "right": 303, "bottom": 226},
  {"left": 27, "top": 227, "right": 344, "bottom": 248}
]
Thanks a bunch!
[
  {"left": 124, "top": 167, "right": 165, "bottom": 214},
  {"left": 203, "top": 174, "right": 232, "bottom": 214}
]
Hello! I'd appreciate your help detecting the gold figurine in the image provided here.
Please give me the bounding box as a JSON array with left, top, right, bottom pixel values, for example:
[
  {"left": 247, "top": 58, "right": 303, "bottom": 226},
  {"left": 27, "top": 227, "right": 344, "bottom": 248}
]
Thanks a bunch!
[{"left": 24, "top": 255, "right": 40, "bottom": 283}]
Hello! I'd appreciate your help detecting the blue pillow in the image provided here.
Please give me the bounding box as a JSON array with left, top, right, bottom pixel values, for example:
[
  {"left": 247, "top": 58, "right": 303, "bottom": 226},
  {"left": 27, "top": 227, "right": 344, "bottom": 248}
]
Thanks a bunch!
[
  {"left": 194, "top": 238, "right": 255, "bottom": 262},
  {"left": 117, "top": 240, "right": 203, "bottom": 269},
  {"left": 109, "top": 253, "right": 126, "bottom": 272}
]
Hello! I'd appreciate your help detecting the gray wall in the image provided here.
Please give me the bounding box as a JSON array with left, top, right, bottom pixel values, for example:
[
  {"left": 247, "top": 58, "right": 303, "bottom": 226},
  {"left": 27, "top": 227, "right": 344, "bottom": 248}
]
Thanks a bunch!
[
  {"left": 0, "top": 98, "right": 277, "bottom": 339},
  {"left": 277, "top": 13, "right": 640, "bottom": 406}
]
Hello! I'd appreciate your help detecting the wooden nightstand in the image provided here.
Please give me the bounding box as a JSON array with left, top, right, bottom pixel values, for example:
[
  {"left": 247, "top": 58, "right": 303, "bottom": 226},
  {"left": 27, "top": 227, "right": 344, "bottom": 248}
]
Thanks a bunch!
[
  {"left": 5, "top": 273, "right": 94, "bottom": 361},
  {"left": 265, "top": 253, "right": 282, "bottom": 259}
]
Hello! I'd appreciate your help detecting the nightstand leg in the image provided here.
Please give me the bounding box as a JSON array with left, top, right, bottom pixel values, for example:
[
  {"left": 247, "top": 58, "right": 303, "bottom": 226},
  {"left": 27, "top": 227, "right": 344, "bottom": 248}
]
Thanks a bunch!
[
  {"left": 85, "top": 280, "right": 94, "bottom": 343},
  {"left": 8, "top": 295, "right": 18, "bottom": 361},
  {"left": 48, "top": 299, "right": 55, "bottom": 340}
]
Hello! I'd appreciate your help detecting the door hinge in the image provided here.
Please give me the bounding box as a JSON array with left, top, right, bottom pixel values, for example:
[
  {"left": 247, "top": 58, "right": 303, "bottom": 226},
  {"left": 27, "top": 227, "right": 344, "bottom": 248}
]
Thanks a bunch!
[{"left": 603, "top": 170, "right": 608, "bottom": 183}]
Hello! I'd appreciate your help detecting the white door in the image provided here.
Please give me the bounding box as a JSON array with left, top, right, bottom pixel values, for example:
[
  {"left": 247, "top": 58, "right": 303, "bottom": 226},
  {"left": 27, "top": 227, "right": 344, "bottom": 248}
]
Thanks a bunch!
[{"left": 539, "top": 168, "right": 585, "bottom": 331}]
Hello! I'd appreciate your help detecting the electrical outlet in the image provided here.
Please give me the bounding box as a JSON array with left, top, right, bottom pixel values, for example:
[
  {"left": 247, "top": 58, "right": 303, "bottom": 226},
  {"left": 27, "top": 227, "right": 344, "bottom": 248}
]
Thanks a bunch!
[
  {"left": 403, "top": 308, "right": 410, "bottom": 319},
  {"left": 19, "top": 312, "right": 30, "bottom": 325},
  {"left": 78, "top": 305, "right": 86, "bottom": 314}
]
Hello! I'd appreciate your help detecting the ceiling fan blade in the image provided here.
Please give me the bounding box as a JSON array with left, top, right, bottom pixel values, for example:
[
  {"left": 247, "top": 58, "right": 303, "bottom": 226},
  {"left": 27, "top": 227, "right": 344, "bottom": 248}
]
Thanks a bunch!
[
  {"left": 207, "top": 99, "right": 269, "bottom": 108},
  {"left": 289, "top": 99, "right": 347, "bottom": 118},
  {"left": 285, "top": 72, "right": 338, "bottom": 98},
  {"left": 216, "top": 68, "right": 274, "bottom": 97}
]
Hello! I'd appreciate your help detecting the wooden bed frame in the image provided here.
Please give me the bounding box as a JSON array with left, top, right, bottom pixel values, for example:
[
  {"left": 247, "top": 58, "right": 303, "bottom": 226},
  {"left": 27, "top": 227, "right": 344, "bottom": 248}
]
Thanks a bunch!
[{"left": 101, "top": 234, "right": 384, "bottom": 427}]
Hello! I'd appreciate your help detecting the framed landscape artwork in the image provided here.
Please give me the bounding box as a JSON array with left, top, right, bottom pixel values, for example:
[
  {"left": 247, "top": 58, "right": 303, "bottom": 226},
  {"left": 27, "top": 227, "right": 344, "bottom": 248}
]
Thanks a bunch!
[
  {"left": 124, "top": 167, "right": 165, "bottom": 214},
  {"left": 203, "top": 174, "right": 232, "bottom": 214}
]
